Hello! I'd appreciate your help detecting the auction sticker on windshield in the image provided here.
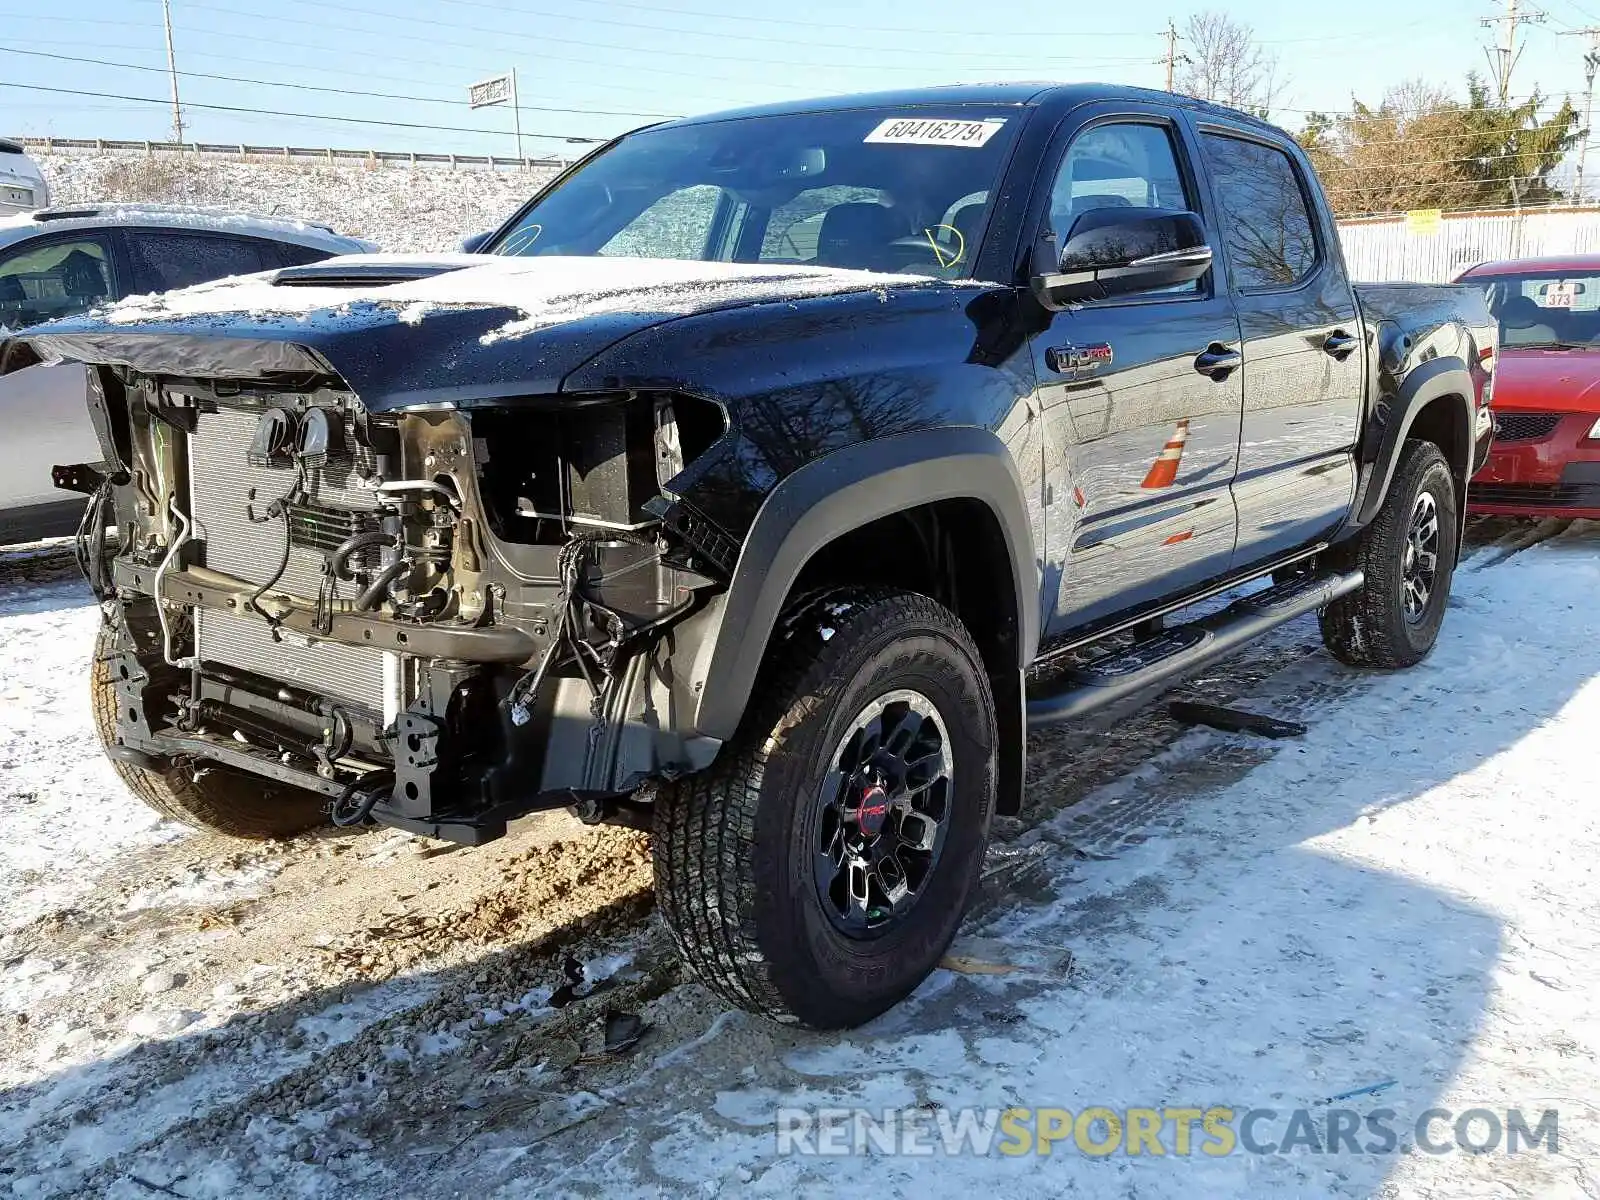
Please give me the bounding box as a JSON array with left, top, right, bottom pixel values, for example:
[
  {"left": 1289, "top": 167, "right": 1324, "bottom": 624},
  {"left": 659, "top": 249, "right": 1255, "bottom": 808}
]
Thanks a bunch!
[{"left": 864, "top": 118, "right": 1007, "bottom": 148}]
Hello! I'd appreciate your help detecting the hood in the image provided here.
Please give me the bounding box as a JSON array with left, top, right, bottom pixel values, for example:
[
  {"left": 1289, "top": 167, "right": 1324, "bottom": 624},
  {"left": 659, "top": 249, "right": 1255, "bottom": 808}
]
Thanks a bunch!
[
  {"left": 1491, "top": 346, "right": 1600, "bottom": 413},
  {"left": 24, "top": 253, "right": 943, "bottom": 411}
]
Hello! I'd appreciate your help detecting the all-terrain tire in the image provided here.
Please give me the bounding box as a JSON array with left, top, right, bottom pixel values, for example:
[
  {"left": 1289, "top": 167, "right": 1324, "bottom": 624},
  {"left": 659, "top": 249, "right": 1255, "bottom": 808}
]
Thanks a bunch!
[
  {"left": 1320, "top": 438, "right": 1458, "bottom": 669},
  {"left": 652, "top": 590, "right": 997, "bottom": 1029},
  {"left": 91, "top": 624, "right": 328, "bottom": 838}
]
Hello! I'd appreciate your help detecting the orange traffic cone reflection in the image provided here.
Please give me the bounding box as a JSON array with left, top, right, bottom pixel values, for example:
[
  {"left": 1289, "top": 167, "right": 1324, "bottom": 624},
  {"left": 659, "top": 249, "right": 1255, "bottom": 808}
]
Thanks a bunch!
[{"left": 1141, "top": 418, "right": 1189, "bottom": 490}]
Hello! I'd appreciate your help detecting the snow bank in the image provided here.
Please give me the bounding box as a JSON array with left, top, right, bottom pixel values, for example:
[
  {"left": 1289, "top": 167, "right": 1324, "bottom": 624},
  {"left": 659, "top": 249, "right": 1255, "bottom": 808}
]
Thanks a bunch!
[{"left": 36, "top": 154, "right": 555, "bottom": 252}]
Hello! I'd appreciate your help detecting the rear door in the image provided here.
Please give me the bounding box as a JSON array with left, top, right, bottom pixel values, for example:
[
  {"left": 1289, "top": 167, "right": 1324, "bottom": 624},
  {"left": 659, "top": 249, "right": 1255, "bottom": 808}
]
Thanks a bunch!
[
  {"left": 1193, "top": 123, "right": 1364, "bottom": 568},
  {"left": 1031, "top": 104, "right": 1244, "bottom": 634}
]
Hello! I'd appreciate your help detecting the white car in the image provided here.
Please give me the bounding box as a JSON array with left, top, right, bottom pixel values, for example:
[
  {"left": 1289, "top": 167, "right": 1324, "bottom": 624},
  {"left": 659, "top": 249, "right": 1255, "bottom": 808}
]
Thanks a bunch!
[
  {"left": 0, "top": 140, "right": 48, "bottom": 216},
  {"left": 0, "top": 204, "right": 374, "bottom": 543}
]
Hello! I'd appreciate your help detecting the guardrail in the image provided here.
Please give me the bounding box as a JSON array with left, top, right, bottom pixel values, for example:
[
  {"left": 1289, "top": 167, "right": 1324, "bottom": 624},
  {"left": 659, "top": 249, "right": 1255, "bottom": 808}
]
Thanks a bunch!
[{"left": 11, "top": 136, "right": 569, "bottom": 172}]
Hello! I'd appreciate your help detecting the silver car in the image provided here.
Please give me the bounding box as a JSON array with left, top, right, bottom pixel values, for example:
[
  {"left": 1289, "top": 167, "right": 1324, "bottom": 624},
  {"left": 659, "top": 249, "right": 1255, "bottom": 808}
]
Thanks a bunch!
[
  {"left": 0, "top": 204, "right": 373, "bottom": 543},
  {"left": 0, "top": 140, "right": 49, "bottom": 216}
]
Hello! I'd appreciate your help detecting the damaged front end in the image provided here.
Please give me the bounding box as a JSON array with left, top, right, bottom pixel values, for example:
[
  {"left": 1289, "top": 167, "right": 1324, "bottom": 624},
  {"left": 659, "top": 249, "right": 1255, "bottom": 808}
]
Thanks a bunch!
[{"left": 70, "top": 357, "right": 733, "bottom": 844}]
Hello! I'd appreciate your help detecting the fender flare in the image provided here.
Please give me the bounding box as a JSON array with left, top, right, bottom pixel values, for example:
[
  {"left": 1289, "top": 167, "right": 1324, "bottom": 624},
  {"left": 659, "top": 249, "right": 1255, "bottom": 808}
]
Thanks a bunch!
[
  {"left": 1347, "top": 355, "right": 1476, "bottom": 531},
  {"left": 682, "top": 426, "right": 1041, "bottom": 742}
]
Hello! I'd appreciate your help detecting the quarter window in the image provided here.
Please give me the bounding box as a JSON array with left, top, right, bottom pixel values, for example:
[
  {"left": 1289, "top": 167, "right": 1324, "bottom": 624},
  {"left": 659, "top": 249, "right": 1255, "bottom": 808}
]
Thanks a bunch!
[
  {"left": 0, "top": 237, "right": 113, "bottom": 330},
  {"left": 1200, "top": 134, "right": 1318, "bottom": 289}
]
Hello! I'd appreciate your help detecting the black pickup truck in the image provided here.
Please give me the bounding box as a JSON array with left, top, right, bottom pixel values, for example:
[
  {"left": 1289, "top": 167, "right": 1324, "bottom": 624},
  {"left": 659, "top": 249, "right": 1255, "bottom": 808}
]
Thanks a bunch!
[{"left": 33, "top": 83, "right": 1495, "bottom": 1029}]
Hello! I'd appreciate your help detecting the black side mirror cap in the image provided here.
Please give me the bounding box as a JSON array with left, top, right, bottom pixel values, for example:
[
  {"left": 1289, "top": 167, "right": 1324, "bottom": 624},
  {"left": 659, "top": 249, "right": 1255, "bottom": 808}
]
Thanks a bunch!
[
  {"left": 458, "top": 230, "right": 494, "bottom": 254},
  {"left": 1031, "top": 209, "right": 1212, "bottom": 309}
]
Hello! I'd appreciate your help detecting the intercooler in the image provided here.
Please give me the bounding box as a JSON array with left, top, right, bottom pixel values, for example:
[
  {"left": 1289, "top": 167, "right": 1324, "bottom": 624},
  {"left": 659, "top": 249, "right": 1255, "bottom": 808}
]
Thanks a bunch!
[{"left": 187, "top": 405, "right": 404, "bottom": 719}]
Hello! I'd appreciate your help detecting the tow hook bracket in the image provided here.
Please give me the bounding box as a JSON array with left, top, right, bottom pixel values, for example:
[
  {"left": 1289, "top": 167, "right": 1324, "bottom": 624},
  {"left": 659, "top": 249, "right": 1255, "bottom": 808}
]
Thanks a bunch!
[
  {"left": 53, "top": 461, "right": 127, "bottom": 496},
  {"left": 392, "top": 711, "right": 445, "bottom": 818}
]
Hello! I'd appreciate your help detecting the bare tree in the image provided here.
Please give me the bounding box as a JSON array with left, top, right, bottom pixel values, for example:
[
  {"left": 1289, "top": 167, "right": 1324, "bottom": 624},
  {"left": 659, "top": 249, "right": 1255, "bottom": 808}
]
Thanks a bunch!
[{"left": 1177, "top": 12, "right": 1284, "bottom": 117}]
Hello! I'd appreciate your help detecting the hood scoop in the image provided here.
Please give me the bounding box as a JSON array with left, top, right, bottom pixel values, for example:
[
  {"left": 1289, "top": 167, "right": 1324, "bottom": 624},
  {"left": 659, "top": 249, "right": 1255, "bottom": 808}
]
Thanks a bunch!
[{"left": 273, "top": 260, "right": 472, "bottom": 288}]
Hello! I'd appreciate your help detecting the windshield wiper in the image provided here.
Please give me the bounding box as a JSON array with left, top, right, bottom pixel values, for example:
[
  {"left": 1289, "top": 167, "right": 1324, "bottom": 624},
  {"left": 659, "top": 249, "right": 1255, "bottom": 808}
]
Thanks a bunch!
[{"left": 1510, "top": 339, "right": 1596, "bottom": 350}]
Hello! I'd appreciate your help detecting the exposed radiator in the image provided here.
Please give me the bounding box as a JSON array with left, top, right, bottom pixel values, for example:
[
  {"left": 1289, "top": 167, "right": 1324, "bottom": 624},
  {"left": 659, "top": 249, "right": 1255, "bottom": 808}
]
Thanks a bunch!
[
  {"left": 188, "top": 404, "right": 400, "bottom": 718},
  {"left": 189, "top": 405, "right": 382, "bottom": 598},
  {"left": 195, "top": 607, "right": 400, "bottom": 719}
]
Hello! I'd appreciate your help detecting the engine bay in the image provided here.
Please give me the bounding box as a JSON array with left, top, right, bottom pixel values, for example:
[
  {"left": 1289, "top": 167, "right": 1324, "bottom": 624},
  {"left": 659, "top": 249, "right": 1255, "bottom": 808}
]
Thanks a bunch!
[{"left": 83, "top": 368, "right": 730, "bottom": 842}]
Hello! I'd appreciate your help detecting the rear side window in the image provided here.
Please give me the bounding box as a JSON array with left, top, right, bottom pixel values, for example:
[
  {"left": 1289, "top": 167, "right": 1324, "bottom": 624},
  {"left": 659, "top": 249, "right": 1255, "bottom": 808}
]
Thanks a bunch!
[
  {"left": 1200, "top": 134, "right": 1318, "bottom": 289},
  {"left": 124, "top": 231, "right": 275, "bottom": 293},
  {"left": 275, "top": 241, "right": 335, "bottom": 268},
  {"left": 0, "top": 237, "right": 114, "bottom": 330}
]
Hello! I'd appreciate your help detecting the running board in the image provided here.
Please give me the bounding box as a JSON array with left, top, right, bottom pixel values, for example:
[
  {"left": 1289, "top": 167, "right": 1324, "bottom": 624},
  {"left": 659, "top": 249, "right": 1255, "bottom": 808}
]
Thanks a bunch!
[{"left": 1026, "top": 569, "right": 1365, "bottom": 729}]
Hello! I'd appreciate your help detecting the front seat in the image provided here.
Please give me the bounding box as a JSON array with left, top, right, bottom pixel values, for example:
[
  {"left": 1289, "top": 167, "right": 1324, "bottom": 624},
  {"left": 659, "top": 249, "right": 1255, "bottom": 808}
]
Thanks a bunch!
[
  {"left": 59, "top": 249, "right": 108, "bottom": 307},
  {"left": 1497, "top": 294, "right": 1558, "bottom": 345},
  {"left": 815, "top": 202, "right": 902, "bottom": 270}
]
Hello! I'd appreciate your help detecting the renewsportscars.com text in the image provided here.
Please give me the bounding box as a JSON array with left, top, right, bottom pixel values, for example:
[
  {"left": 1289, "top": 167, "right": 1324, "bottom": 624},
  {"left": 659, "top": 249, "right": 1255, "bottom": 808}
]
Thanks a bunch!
[{"left": 775, "top": 1106, "right": 1560, "bottom": 1158}]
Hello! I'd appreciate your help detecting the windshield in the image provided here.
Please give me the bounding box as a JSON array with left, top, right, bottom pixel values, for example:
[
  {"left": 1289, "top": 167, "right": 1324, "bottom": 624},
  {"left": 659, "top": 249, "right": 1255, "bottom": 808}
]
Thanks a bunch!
[
  {"left": 487, "top": 106, "right": 1026, "bottom": 279},
  {"left": 1470, "top": 271, "right": 1600, "bottom": 349}
]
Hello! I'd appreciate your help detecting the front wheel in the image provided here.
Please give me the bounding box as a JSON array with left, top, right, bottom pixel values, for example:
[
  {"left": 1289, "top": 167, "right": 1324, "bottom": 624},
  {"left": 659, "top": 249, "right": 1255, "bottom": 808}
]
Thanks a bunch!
[
  {"left": 652, "top": 590, "right": 997, "bottom": 1028},
  {"left": 91, "top": 623, "right": 328, "bottom": 839},
  {"left": 1320, "top": 438, "right": 1459, "bottom": 668}
]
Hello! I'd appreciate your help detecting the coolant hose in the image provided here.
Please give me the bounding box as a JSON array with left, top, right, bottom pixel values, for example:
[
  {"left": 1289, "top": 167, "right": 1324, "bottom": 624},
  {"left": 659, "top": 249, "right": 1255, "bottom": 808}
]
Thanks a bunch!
[
  {"left": 328, "top": 531, "right": 397, "bottom": 581},
  {"left": 354, "top": 557, "right": 410, "bottom": 612}
]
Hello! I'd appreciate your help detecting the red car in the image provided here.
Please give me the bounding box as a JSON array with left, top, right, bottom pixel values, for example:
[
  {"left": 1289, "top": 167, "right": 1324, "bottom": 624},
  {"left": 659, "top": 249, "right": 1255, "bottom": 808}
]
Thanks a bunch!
[{"left": 1456, "top": 255, "right": 1600, "bottom": 519}]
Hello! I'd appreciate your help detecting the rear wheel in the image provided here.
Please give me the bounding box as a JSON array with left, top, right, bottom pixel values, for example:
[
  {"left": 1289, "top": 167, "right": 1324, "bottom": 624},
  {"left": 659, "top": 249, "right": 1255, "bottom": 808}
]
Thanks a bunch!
[
  {"left": 1320, "top": 438, "right": 1458, "bottom": 668},
  {"left": 91, "top": 624, "right": 328, "bottom": 839},
  {"left": 652, "top": 590, "right": 997, "bottom": 1029}
]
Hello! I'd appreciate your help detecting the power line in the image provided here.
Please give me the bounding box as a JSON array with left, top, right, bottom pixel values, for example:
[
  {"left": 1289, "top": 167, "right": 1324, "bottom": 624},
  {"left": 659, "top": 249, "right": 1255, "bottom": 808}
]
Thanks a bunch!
[
  {"left": 175, "top": 0, "right": 1156, "bottom": 71},
  {"left": 0, "top": 81, "right": 608, "bottom": 142},
  {"left": 0, "top": 10, "right": 757, "bottom": 108},
  {"left": 0, "top": 46, "right": 681, "bottom": 120}
]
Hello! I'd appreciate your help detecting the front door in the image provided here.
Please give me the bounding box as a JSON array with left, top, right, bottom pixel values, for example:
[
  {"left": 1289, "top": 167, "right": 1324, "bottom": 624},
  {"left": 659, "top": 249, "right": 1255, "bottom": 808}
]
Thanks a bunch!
[{"left": 1032, "top": 112, "right": 1244, "bottom": 636}]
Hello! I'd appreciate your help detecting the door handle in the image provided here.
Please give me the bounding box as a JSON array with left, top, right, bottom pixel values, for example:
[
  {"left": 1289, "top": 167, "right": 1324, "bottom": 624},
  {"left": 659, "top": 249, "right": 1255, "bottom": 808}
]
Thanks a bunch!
[
  {"left": 1193, "top": 343, "right": 1241, "bottom": 379},
  {"left": 1323, "top": 330, "right": 1359, "bottom": 359}
]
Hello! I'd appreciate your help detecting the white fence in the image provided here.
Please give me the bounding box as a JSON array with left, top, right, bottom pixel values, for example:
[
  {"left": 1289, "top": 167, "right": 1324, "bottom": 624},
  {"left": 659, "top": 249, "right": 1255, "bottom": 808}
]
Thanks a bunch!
[{"left": 1337, "top": 207, "right": 1600, "bottom": 283}]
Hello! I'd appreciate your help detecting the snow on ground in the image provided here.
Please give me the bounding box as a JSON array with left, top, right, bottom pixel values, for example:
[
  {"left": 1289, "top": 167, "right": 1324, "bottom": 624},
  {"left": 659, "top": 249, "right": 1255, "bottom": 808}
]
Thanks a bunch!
[
  {"left": 0, "top": 552, "right": 184, "bottom": 934},
  {"left": 37, "top": 153, "right": 557, "bottom": 252},
  {"left": 0, "top": 523, "right": 1597, "bottom": 1198}
]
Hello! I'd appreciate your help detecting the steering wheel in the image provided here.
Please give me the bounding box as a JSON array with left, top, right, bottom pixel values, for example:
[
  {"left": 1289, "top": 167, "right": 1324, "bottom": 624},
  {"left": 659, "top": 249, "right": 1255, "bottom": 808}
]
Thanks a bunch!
[{"left": 886, "top": 225, "right": 966, "bottom": 271}]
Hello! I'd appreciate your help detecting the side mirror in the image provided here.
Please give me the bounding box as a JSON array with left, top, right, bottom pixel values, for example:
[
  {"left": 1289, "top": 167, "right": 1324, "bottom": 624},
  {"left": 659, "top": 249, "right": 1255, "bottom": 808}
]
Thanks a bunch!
[
  {"left": 458, "top": 230, "right": 494, "bottom": 254},
  {"left": 1031, "top": 209, "right": 1212, "bottom": 309}
]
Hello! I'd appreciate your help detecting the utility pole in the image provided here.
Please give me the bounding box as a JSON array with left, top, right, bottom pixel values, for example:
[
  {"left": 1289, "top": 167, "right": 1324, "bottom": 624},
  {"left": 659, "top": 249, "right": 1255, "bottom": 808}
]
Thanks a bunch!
[
  {"left": 1562, "top": 27, "right": 1600, "bottom": 204},
  {"left": 161, "top": 0, "right": 183, "bottom": 143},
  {"left": 1483, "top": 0, "right": 1546, "bottom": 106},
  {"left": 1158, "top": 19, "right": 1191, "bottom": 93}
]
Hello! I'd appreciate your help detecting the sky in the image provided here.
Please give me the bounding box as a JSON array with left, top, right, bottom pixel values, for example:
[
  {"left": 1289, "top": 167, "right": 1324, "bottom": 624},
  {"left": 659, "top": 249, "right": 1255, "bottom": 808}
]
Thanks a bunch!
[{"left": 3, "top": 0, "right": 1600, "bottom": 160}]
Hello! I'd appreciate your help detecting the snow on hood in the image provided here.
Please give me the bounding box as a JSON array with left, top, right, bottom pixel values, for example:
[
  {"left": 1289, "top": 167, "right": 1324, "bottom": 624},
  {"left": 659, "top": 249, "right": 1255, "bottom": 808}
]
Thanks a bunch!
[{"left": 102, "top": 253, "right": 943, "bottom": 345}]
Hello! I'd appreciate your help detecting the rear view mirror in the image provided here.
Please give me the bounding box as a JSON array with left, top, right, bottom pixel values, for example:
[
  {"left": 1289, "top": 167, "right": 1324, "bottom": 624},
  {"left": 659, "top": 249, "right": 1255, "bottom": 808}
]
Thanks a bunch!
[
  {"left": 1032, "top": 209, "right": 1212, "bottom": 308},
  {"left": 458, "top": 230, "right": 494, "bottom": 254}
]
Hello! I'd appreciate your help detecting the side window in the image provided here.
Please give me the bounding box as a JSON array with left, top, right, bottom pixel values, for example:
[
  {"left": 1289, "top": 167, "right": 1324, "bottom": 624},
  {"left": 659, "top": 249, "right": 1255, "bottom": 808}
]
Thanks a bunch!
[
  {"left": 1199, "top": 134, "right": 1318, "bottom": 289},
  {"left": 274, "top": 242, "right": 335, "bottom": 268},
  {"left": 599, "top": 185, "right": 726, "bottom": 259},
  {"left": 1050, "top": 122, "right": 1192, "bottom": 240},
  {"left": 0, "top": 237, "right": 114, "bottom": 330},
  {"left": 125, "top": 231, "right": 274, "bottom": 294}
]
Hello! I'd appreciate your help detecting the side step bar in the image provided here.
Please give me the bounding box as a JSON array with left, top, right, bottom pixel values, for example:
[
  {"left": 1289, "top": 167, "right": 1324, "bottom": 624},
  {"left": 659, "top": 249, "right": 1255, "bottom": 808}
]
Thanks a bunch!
[{"left": 1026, "top": 569, "right": 1365, "bottom": 729}]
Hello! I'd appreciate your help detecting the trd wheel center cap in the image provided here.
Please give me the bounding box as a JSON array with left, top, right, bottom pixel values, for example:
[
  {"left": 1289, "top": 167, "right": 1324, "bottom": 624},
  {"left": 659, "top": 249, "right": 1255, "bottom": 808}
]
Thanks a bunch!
[{"left": 851, "top": 783, "right": 891, "bottom": 837}]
